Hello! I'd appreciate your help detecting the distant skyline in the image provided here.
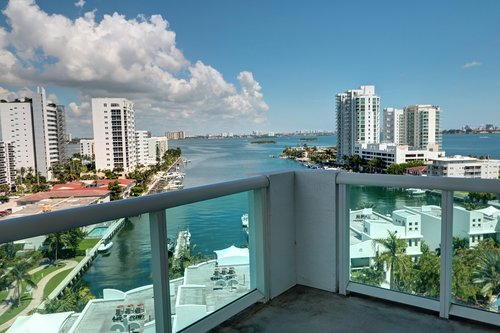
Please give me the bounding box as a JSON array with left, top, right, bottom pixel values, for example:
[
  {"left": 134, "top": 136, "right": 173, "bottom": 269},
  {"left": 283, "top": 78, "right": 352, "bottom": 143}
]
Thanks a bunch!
[{"left": 0, "top": 0, "right": 499, "bottom": 137}]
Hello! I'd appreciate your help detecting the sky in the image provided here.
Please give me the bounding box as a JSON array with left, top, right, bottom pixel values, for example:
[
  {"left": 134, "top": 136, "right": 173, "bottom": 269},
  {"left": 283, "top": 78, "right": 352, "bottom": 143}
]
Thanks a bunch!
[{"left": 0, "top": 0, "right": 499, "bottom": 137}]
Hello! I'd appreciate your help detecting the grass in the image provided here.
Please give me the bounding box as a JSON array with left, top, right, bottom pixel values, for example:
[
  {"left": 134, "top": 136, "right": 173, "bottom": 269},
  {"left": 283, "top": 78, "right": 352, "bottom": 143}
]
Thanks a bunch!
[
  {"left": 43, "top": 269, "right": 72, "bottom": 299},
  {"left": 77, "top": 238, "right": 100, "bottom": 251},
  {"left": 0, "top": 290, "right": 7, "bottom": 303},
  {"left": 0, "top": 294, "right": 32, "bottom": 326},
  {"left": 31, "top": 264, "right": 64, "bottom": 284}
]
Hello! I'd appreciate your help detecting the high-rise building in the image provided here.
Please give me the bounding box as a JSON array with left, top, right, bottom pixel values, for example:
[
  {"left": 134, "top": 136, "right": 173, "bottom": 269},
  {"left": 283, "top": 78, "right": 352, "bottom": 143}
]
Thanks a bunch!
[
  {"left": 0, "top": 141, "right": 16, "bottom": 188},
  {"left": 382, "top": 108, "right": 404, "bottom": 144},
  {"left": 135, "top": 130, "right": 151, "bottom": 166},
  {"left": 403, "top": 105, "right": 441, "bottom": 150},
  {"left": 165, "top": 131, "right": 185, "bottom": 140},
  {"left": 148, "top": 136, "right": 168, "bottom": 164},
  {"left": 92, "top": 98, "right": 136, "bottom": 172},
  {"left": 0, "top": 87, "right": 65, "bottom": 179},
  {"left": 336, "top": 85, "right": 380, "bottom": 162},
  {"left": 79, "top": 139, "right": 95, "bottom": 158}
]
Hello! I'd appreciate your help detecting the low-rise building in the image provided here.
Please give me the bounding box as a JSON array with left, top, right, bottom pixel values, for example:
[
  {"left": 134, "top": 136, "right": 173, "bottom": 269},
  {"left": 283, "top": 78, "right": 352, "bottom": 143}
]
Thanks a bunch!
[
  {"left": 428, "top": 156, "right": 500, "bottom": 179},
  {"left": 349, "top": 208, "right": 423, "bottom": 269},
  {"left": 354, "top": 143, "right": 444, "bottom": 166}
]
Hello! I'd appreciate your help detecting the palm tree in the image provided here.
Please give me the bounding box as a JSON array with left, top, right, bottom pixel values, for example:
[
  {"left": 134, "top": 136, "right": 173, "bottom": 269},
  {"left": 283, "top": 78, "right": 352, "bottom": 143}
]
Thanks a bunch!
[
  {"left": 472, "top": 249, "right": 500, "bottom": 304},
  {"left": 17, "top": 167, "right": 26, "bottom": 194},
  {"left": 8, "top": 261, "right": 37, "bottom": 307},
  {"left": 45, "top": 232, "right": 71, "bottom": 263},
  {"left": 373, "top": 231, "right": 410, "bottom": 290}
]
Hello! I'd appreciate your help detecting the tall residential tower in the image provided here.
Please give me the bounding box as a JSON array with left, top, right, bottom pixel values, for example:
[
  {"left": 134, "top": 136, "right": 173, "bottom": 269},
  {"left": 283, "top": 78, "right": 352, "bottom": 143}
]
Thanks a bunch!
[
  {"left": 336, "top": 85, "right": 380, "bottom": 162},
  {"left": 92, "top": 98, "right": 136, "bottom": 172},
  {"left": 0, "top": 87, "right": 65, "bottom": 180}
]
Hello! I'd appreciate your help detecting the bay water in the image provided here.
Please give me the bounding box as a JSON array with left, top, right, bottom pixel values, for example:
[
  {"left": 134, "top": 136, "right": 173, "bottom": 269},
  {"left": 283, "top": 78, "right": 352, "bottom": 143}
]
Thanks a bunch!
[{"left": 79, "top": 133, "right": 500, "bottom": 295}]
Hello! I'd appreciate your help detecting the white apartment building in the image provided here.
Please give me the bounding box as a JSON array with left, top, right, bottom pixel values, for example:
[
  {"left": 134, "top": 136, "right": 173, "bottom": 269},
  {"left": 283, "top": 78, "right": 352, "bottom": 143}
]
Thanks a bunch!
[
  {"left": 135, "top": 130, "right": 151, "bottom": 166},
  {"left": 403, "top": 104, "right": 441, "bottom": 150},
  {"left": 0, "top": 141, "right": 16, "bottom": 188},
  {"left": 79, "top": 139, "right": 95, "bottom": 158},
  {"left": 92, "top": 98, "right": 136, "bottom": 172},
  {"left": 350, "top": 208, "right": 423, "bottom": 269},
  {"left": 428, "top": 156, "right": 500, "bottom": 179},
  {"left": 0, "top": 87, "right": 65, "bottom": 180},
  {"left": 406, "top": 205, "right": 500, "bottom": 249},
  {"left": 354, "top": 143, "right": 444, "bottom": 166},
  {"left": 148, "top": 136, "right": 168, "bottom": 164},
  {"left": 382, "top": 108, "right": 404, "bottom": 144},
  {"left": 336, "top": 85, "right": 380, "bottom": 162}
]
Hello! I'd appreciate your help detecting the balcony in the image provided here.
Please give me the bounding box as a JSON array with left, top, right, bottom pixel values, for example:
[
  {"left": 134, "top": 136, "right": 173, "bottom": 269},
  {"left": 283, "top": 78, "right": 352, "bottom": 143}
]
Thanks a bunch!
[{"left": 0, "top": 171, "right": 499, "bottom": 333}]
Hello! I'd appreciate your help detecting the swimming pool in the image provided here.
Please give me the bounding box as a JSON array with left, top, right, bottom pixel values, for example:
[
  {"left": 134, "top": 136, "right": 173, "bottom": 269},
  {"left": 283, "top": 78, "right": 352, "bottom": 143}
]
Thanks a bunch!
[{"left": 87, "top": 227, "right": 108, "bottom": 238}]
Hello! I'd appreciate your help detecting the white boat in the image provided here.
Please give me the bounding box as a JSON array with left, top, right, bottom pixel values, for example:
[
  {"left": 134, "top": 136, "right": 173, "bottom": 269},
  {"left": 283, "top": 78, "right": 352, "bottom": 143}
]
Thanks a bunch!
[
  {"left": 98, "top": 240, "right": 113, "bottom": 253},
  {"left": 241, "top": 214, "right": 249, "bottom": 229},
  {"left": 406, "top": 188, "right": 426, "bottom": 196}
]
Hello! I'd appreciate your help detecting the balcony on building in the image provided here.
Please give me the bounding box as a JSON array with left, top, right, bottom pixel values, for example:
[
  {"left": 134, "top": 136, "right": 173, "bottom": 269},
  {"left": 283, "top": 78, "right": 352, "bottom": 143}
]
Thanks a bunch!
[{"left": 0, "top": 170, "right": 499, "bottom": 333}]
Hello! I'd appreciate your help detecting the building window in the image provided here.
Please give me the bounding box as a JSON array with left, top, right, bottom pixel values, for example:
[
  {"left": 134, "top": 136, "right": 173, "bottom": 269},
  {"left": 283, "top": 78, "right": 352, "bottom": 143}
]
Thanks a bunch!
[{"left": 104, "top": 103, "right": 107, "bottom": 107}]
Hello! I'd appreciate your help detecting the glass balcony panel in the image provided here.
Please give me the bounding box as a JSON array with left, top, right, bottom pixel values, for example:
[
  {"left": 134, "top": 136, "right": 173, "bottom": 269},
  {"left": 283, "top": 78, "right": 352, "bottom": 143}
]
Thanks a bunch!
[
  {"left": 348, "top": 185, "right": 442, "bottom": 300},
  {"left": 0, "top": 215, "right": 156, "bottom": 333},
  {"left": 451, "top": 191, "right": 500, "bottom": 314},
  {"left": 166, "top": 191, "right": 254, "bottom": 332}
]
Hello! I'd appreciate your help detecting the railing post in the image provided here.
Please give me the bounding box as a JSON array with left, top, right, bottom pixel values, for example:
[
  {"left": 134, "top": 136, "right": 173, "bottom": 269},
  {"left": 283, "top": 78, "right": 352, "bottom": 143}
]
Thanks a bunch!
[
  {"left": 337, "top": 183, "right": 350, "bottom": 295},
  {"left": 249, "top": 187, "right": 269, "bottom": 300},
  {"left": 149, "top": 210, "right": 172, "bottom": 333},
  {"left": 440, "top": 190, "right": 453, "bottom": 319}
]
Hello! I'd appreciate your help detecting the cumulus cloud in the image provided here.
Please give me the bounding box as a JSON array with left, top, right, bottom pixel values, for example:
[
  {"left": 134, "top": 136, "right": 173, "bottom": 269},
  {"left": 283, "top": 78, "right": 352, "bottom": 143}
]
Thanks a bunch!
[
  {"left": 462, "top": 61, "right": 482, "bottom": 69},
  {"left": 74, "top": 0, "right": 85, "bottom": 9},
  {"left": 0, "top": 0, "right": 269, "bottom": 135}
]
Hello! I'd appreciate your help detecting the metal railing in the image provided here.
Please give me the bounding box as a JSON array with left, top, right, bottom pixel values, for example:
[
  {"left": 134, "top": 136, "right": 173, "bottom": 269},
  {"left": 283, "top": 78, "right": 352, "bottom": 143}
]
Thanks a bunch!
[
  {"left": 1, "top": 171, "right": 499, "bottom": 331},
  {"left": 335, "top": 172, "right": 500, "bottom": 326},
  {"left": 0, "top": 175, "right": 269, "bottom": 333}
]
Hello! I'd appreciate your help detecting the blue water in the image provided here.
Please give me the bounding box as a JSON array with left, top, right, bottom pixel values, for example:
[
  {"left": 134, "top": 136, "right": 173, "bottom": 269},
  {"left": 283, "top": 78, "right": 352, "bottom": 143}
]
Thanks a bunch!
[
  {"left": 87, "top": 227, "right": 108, "bottom": 238},
  {"left": 81, "top": 134, "right": 500, "bottom": 295}
]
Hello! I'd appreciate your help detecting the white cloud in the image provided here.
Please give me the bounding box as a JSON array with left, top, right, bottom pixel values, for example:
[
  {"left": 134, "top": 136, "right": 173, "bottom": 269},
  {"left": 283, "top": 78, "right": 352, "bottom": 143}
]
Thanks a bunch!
[
  {"left": 0, "top": 0, "right": 269, "bottom": 135},
  {"left": 462, "top": 61, "right": 482, "bottom": 69},
  {"left": 74, "top": 0, "right": 85, "bottom": 9}
]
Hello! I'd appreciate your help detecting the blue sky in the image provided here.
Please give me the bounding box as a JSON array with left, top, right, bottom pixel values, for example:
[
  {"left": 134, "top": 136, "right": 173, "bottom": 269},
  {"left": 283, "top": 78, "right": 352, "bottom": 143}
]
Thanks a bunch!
[{"left": 0, "top": 0, "right": 499, "bottom": 137}]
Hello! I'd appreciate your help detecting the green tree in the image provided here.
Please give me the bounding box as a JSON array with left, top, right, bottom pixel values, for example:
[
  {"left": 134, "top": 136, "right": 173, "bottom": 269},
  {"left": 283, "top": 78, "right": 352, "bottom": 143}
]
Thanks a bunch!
[
  {"left": 411, "top": 242, "right": 440, "bottom": 298},
  {"left": 472, "top": 249, "right": 500, "bottom": 304},
  {"left": 355, "top": 201, "right": 376, "bottom": 210},
  {"left": 44, "top": 286, "right": 94, "bottom": 313},
  {"left": 373, "top": 231, "right": 410, "bottom": 290},
  {"left": 351, "top": 255, "right": 385, "bottom": 287},
  {"left": 108, "top": 181, "right": 123, "bottom": 200},
  {"left": 8, "top": 261, "right": 37, "bottom": 307},
  {"left": 45, "top": 232, "right": 71, "bottom": 262}
]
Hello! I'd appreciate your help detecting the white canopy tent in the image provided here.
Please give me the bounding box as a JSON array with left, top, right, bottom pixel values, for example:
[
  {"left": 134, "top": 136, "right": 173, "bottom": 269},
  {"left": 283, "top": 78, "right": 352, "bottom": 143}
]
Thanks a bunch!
[
  {"left": 214, "top": 245, "right": 249, "bottom": 266},
  {"left": 7, "top": 312, "right": 74, "bottom": 333}
]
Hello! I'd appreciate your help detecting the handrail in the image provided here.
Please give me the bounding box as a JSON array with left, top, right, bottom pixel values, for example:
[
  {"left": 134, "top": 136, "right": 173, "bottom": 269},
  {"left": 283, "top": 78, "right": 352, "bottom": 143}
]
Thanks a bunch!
[
  {"left": 336, "top": 172, "right": 500, "bottom": 193},
  {"left": 0, "top": 175, "right": 269, "bottom": 244}
]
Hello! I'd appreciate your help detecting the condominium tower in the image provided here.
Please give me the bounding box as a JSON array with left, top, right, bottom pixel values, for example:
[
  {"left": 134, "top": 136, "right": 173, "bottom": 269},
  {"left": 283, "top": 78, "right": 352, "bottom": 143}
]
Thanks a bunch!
[
  {"left": 382, "top": 108, "right": 404, "bottom": 144},
  {"left": 0, "top": 87, "right": 65, "bottom": 180},
  {"left": 403, "top": 105, "right": 441, "bottom": 150},
  {"left": 336, "top": 85, "right": 380, "bottom": 162},
  {"left": 92, "top": 98, "right": 136, "bottom": 172}
]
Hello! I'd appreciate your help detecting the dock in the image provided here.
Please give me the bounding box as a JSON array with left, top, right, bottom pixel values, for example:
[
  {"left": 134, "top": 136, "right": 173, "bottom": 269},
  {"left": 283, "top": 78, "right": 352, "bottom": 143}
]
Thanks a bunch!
[
  {"left": 38, "top": 217, "right": 126, "bottom": 309},
  {"left": 173, "top": 228, "right": 191, "bottom": 259}
]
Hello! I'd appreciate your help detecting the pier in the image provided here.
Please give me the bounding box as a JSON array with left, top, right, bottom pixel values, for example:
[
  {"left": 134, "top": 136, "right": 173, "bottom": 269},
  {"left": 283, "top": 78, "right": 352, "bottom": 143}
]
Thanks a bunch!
[
  {"left": 38, "top": 217, "right": 126, "bottom": 309},
  {"left": 173, "top": 228, "right": 191, "bottom": 259}
]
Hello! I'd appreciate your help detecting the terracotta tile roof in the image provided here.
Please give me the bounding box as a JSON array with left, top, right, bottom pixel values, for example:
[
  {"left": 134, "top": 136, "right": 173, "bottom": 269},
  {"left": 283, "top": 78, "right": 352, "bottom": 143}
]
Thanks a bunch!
[{"left": 17, "top": 189, "right": 109, "bottom": 203}]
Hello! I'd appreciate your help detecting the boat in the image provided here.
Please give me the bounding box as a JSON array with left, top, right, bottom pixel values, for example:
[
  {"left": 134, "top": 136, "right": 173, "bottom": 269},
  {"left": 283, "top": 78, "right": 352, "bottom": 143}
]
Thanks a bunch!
[
  {"left": 167, "top": 238, "right": 175, "bottom": 255},
  {"left": 242, "top": 214, "right": 249, "bottom": 236},
  {"left": 98, "top": 240, "right": 113, "bottom": 253},
  {"left": 406, "top": 188, "right": 426, "bottom": 196}
]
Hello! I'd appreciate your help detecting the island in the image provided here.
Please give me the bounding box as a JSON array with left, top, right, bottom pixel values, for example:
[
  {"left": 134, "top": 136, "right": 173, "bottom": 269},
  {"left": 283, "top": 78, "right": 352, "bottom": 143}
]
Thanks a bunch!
[{"left": 251, "top": 140, "right": 276, "bottom": 144}]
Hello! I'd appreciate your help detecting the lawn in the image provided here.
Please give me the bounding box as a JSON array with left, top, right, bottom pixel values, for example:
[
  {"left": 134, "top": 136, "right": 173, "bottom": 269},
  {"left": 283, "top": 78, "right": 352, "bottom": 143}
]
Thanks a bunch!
[
  {"left": 31, "top": 264, "right": 64, "bottom": 284},
  {"left": 0, "top": 294, "right": 32, "bottom": 326},
  {"left": 77, "top": 238, "right": 100, "bottom": 252},
  {"left": 43, "top": 269, "right": 73, "bottom": 299},
  {"left": 0, "top": 290, "right": 7, "bottom": 303}
]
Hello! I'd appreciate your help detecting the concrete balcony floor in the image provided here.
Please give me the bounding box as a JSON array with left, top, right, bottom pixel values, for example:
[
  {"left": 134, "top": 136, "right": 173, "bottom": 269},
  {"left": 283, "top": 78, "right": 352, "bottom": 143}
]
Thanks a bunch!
[{"left": 212, "top": 286, "right": 498, "bottom": 333}]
